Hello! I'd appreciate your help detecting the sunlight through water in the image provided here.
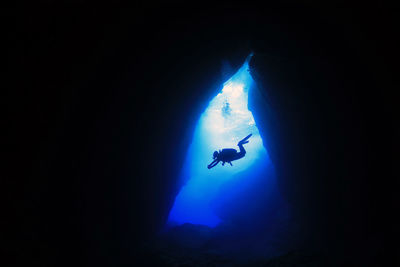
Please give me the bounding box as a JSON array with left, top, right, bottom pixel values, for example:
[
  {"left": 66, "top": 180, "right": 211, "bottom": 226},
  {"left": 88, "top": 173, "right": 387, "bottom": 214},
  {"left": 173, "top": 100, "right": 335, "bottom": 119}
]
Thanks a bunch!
[{"left": 167, "top": 55, "right": 273, "bottom": 227}]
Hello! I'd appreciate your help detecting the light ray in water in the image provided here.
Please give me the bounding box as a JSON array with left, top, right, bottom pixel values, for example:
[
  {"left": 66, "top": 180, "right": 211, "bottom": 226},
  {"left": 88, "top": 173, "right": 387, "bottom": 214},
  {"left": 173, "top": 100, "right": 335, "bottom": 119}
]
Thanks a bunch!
[{"left": 167, "top": 55, "right": 274, "bottom": 227}]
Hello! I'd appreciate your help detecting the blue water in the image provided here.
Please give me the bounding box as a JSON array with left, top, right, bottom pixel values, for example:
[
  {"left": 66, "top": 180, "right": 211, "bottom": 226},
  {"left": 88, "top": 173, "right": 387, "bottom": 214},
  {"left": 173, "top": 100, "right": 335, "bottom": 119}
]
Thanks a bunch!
[{"left": 168, "top": 55, "right": 276, "bottom": 227}]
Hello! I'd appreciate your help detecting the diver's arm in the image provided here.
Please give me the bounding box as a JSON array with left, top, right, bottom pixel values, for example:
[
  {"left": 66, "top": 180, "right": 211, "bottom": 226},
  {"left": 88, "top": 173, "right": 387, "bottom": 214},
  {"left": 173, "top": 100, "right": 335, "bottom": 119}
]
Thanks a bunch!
[{"left": 207, "top": 160, "right": 220, "bottom": 169}]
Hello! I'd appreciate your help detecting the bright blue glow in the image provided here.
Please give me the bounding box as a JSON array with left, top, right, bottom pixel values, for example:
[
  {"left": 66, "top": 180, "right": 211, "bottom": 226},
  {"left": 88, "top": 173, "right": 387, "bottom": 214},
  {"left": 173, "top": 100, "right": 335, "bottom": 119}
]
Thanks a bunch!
[{"left": 168, "top": 56, "right": 274, "bottom": 227}]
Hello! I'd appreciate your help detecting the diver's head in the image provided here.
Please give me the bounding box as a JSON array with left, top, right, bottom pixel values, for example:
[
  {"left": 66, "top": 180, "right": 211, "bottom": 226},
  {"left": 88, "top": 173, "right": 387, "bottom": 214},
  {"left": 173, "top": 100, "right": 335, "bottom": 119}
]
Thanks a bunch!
[{"left": 213, "top": 151, "right": 219, "bottom": 159}]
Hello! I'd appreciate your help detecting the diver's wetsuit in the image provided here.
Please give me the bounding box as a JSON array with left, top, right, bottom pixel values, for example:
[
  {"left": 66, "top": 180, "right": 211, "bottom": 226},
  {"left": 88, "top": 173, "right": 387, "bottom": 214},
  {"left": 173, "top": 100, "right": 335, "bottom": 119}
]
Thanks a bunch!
[
  {"left": 236, "top": 142, "right": 246, "bottom": 159},
  {"left": 207, "top": 134, "right": 252, "bottom": 169}
]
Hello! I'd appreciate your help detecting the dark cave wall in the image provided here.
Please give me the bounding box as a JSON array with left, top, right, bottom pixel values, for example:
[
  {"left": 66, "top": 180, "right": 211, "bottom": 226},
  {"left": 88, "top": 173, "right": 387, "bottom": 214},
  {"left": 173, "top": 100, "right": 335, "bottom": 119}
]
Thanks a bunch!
[
  {"left": 6, "top": 7, "right": 398, "bottom": 267},
  {"left": 6, "top": 8, "right": 251, "bottom": 266},
  {"left": 248, "top": 22, "right": 397, "bottom": 264}
]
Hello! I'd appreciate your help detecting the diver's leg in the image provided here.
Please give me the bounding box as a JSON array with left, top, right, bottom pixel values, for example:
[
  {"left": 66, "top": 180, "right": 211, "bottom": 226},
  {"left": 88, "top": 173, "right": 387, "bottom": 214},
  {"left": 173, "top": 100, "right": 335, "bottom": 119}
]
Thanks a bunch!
[
  {"left": 236, "top": 143, "right": 246, "bottom": 159},
  {"left": 236, "top": 134, "right": 252, "bottom": 159},
  {"left": 238, "top": 143, "right": 246, "bottom": 154},
  {"left": 238, "top": 134, "right": 252, "bottom": 144}
]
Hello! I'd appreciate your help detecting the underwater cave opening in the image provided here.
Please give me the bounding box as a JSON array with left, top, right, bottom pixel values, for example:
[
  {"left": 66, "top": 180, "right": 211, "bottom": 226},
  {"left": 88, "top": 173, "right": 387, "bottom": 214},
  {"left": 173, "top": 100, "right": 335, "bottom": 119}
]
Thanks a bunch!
[{"left": 167, "top": 54, "right": 281, "bottom": 228}]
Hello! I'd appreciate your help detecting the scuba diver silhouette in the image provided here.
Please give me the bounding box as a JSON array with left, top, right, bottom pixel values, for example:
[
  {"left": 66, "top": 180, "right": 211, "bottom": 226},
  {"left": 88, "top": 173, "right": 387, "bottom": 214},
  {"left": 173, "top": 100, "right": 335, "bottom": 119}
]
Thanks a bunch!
[{"left": 207, "top": 134, "right": 252, "bottom": 169}]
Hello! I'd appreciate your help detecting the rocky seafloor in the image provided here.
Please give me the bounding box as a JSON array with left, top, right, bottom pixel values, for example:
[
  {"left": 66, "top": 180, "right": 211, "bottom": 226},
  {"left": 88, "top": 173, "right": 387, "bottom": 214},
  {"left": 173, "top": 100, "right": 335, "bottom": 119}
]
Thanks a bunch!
[{"left": 137, "top": 223, "right": 331, "bottom": 266}]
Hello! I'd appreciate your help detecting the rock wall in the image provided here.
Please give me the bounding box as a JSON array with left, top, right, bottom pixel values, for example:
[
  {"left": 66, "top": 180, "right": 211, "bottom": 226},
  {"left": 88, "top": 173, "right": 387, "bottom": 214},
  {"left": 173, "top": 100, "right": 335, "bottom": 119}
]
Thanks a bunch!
[
  {"left": 248, "top": 28, "right": 397, "bottom": 265},
  {"left": 6, "top": 7, "right": 397, "bottom": 267}
]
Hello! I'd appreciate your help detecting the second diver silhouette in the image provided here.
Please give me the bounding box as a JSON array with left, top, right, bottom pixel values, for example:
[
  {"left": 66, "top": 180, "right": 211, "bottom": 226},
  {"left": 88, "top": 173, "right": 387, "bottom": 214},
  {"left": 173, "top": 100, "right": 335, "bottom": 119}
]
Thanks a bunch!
[{"left": 207, "top": 134, "right": 252, "bottom": 169}]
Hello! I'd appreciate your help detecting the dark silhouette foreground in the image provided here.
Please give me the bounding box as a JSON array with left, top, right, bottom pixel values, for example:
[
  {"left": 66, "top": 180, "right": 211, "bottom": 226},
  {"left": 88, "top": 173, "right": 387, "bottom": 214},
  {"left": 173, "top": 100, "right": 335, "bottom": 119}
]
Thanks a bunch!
[{"left": 207, "top": 134, "right": 252, "bottom": 169}]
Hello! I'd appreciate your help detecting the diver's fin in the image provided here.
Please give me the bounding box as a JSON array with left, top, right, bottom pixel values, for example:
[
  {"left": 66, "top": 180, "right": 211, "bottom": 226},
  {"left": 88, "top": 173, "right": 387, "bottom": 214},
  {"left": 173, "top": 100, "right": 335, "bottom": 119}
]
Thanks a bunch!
[{"left": 240, "top": 134, "right": 252, "bottom": 143}]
